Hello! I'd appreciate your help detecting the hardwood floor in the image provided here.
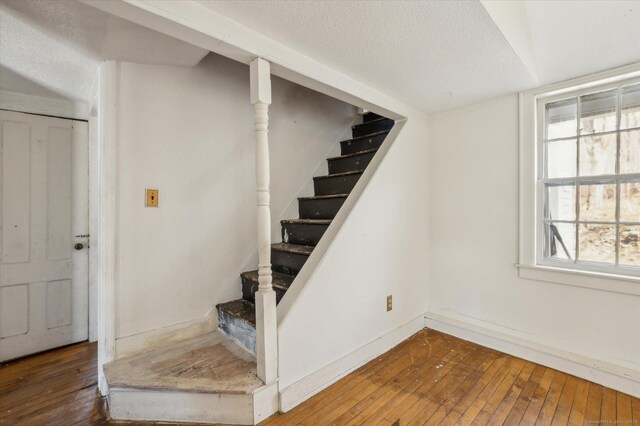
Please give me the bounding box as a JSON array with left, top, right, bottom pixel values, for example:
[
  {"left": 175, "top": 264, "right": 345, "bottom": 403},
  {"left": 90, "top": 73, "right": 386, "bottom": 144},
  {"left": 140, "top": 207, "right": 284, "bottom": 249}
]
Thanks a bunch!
[
  {"left": 0, "top": 341, "right": 105, "bottom": 425},
  {"left": 1, "top": 329, "right": 638, "bottom": 425}
]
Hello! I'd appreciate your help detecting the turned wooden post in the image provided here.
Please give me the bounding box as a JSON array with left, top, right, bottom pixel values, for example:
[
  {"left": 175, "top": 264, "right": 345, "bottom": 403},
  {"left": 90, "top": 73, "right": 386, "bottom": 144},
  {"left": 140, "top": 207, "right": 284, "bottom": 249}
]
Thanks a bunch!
[{"left": 250, "top": 57, "right": 277, "bottom": 384}]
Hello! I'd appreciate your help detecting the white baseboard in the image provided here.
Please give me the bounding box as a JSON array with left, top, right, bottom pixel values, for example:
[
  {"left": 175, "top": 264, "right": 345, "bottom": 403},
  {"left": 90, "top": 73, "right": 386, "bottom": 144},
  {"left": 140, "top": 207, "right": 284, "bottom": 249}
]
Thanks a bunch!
[
  {"left": 424, "top": 308, "right": 640, "bottom": 398},
  {"left": 279, "top": 314, "right": 425, "bottom": 412}
]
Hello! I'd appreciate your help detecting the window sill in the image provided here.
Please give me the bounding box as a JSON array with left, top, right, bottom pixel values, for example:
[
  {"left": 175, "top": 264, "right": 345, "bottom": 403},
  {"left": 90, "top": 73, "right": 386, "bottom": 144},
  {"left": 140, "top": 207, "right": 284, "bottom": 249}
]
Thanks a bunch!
[{"left": 517, "top": 264, "right": 640, "bottom": 296}]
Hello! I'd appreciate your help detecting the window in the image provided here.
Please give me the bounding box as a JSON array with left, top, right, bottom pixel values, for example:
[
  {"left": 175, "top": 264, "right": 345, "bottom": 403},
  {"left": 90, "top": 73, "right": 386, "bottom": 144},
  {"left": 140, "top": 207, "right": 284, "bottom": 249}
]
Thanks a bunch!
[{"left": 538, "top": 79, "right": 640, "bottom": 276}]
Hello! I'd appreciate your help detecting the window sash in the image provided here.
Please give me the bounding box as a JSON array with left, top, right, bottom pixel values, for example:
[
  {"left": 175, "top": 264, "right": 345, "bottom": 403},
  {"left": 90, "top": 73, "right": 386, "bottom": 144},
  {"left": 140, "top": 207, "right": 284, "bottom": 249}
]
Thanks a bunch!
[{"left": 536, "top": 76, "right": 640, "bottom": 276}]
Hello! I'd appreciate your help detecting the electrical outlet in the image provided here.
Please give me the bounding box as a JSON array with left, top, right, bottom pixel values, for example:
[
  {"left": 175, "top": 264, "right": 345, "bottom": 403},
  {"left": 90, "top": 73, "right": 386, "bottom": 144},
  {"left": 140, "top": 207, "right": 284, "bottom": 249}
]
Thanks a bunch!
[
  {"left": 146, "top": 189, "right": 159, "bottom": 207},
  {"left": 387, "top": 295, "right": 392, "bottom": 311}
]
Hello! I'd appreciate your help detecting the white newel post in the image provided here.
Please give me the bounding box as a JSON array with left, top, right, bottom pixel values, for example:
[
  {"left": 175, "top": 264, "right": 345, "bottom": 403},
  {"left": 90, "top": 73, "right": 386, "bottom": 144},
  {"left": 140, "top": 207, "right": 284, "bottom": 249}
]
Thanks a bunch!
[{"left": 251, "top": 58, "right": 278, "bottom": 384}]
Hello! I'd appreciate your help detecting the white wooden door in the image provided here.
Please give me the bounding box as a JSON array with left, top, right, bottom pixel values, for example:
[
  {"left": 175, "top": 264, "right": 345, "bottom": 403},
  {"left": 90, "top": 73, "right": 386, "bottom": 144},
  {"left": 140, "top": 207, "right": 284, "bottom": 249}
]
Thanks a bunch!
[{"left": 0, "top": 110, "right": 89, "bottom": 361}]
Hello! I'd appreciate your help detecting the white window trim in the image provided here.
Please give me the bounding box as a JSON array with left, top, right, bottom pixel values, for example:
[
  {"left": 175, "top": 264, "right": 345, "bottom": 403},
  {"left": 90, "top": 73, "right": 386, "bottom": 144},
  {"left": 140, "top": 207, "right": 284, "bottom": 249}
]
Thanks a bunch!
[{"left": 519, "top": 63, "right": 640, "bottom": 296}]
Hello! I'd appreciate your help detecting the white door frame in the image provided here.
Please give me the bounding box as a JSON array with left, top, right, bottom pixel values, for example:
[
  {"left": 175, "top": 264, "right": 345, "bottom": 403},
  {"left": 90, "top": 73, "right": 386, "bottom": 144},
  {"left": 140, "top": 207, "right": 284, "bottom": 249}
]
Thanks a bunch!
[{"left": 93, "top": 61, "right": 118, "bottom": 395}]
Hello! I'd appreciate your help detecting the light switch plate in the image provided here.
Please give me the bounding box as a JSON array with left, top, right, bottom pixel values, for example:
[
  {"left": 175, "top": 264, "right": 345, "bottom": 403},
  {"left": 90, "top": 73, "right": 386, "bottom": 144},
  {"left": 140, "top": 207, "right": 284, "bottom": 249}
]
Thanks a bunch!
[{"left": 146, "top": 189, "right": 159, "bottom": 207}]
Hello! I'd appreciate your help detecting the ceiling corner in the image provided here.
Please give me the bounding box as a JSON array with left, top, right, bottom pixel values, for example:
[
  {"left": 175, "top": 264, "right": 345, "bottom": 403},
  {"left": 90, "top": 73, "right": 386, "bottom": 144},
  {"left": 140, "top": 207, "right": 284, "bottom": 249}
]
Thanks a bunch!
[{"left": 480, "top": 0, "right": 539, "bottom": 85}]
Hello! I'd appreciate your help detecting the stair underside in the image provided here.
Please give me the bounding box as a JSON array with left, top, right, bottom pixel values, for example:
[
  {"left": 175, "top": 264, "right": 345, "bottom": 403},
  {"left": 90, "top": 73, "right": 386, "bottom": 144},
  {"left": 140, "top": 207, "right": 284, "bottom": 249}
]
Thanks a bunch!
[{"left": 104, "top": 331, "right": 263, "bottom": 394}]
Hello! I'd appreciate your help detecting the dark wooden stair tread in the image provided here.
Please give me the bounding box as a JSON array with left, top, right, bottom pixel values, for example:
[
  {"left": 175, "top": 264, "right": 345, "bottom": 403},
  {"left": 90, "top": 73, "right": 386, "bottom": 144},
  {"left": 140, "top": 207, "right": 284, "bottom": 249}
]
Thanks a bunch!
[
  {"left": 240, "top": 270, "right": 295, "bottom": 292},
  {"left": 298, "top": 194, "right": 348, "bottom": 201},
  {"left": 217, "top": 299, "right": 256, "bottom": 327},
  {"left": 363, "top": 112, "right": 384, "bottom": 122},
  {"left": 281, "top": 219, "right": 332, "bottom": 225},
  {"left": 351, "top": 117, "right": 389, "bottom": 127},
  {"left": 271, "top": 242, "right": 314, "bottom": 256},
  {"left": 327, "top": 148, "right": 378, "bottom": 161},
  {"left": 341, "top": 129, "right": 390, "bottom": 144},
  {"left": 314, "top": 170, "right": 364, "bottom": 180},
  {"left": 351, "top": 118, "right": 394, "bottom": 137}
]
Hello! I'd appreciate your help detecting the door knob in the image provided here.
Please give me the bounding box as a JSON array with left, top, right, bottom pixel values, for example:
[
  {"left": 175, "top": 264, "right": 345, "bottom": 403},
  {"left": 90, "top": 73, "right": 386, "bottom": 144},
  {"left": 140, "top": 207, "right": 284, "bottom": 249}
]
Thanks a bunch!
[{"left": 74, "top": 243, "right": 84, "bottom": 250}]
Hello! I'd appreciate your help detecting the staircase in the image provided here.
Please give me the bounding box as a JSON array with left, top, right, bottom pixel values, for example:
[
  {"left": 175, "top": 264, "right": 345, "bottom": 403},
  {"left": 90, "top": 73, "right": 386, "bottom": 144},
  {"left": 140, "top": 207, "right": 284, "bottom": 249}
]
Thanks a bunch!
[
  {"left": 216, "top": 112, "right": 394, "bottom": 353},
  {"left": 103, "top": 112, "right": 394, "bottom": 425}
]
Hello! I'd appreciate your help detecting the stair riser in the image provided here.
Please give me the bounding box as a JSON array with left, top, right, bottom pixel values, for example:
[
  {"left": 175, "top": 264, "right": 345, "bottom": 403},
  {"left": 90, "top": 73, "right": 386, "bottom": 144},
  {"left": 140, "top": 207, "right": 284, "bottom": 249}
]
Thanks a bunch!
[
  {"left": 271, "top": 248, "right": 309, "bottom": 275},
  {"left": 314, "top": 173, "right": 361, "bottom": 196},
  {"left": 281, "top": 222, "right": 329, "bottom": 246},
  {"left": 108, "top": 388, "right": 256, "bottom": 425},
  {"left": 363, "top": 112, "right": 384, "bottom": 122},
  {"left": 352, "top": 118, "right": 393, "bottom": 138},
  {"left": 241, "top": 278, "right": 286, "bottom": 304},
  {"left": 298, "top": 197, "right": 346, "bottom": 219},
  {"left": 217, "top": 309, "right": 256, "bottom": 355},
  {"left": 341, "top": 133, "right": 387, "bottom": 155},
  {"left": 328, "top": 151, "right": 376, "bottom": 175}
]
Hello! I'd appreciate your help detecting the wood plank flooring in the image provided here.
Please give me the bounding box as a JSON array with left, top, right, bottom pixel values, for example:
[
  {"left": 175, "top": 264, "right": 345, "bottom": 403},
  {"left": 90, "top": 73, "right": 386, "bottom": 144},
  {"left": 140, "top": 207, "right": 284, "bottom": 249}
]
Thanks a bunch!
[{"left": 0, "top": 329, "right": 638, "bottom": 425}]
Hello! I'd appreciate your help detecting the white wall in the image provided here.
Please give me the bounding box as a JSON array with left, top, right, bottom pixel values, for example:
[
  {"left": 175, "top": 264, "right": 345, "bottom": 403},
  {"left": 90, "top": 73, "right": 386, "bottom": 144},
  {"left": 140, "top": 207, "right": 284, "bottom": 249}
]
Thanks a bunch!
[
  {"left": 114, "top": 54, "right": 354, "bottom": 354},
  {"left": 277, "top": 115, "right": 431, "bottom": 408},
  {"left": 428, "top": 95, "right": 640, "bottom": 394}
]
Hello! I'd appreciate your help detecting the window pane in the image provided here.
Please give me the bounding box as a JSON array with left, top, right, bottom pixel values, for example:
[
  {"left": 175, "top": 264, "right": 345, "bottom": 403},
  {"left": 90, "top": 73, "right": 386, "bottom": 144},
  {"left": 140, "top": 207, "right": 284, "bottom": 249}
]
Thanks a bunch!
[
  {"left": 579, "top": 183, "right": 616, "bottom": 222},
  {"left": 621, "top": 83, "right": 640, "bottom": 130},
  {"left": 620, "top": 129, "right": 640, "bottom": 174},
  {"left": 620, "top": 225, "right": 640, "bottom": 267},
  {"left": 546, "top": 183, "right": 576, "bottom": 220},
  {"left": 578, "top": 224, "right": 616, "bottom": 264},
  {"left": 547, "top": 140, "right": 576, "bottom": 178},
  {"left": 579, "top": 134, "right": 616, "bottom": 176},
  {"left": 545, "top": 222, "right": 575, "bottom": 261},
  {"left": 580, "top": 89, "right": 617, "bottom": 135},
  {"left": 620, "top": 180, "right": 640, "bottom": 222},
  {"left": 546, "top": 98, "right": 577, "bottom": 139}
]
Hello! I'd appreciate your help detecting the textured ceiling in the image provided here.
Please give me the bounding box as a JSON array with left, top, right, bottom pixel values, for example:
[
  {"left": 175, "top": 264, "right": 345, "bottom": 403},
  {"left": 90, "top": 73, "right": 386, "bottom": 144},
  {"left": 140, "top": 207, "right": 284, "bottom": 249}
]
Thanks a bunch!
[
  {"left": 2, "top": 0, "right": 638, "bottom": 112},
  {"left": 198, "top": 0, "right": 534, "bottom": 113},
  {"left": 199, "top": 0, "right": 640, "bottom": 113},
  {"left": 0, "top": 0, "right": 209, "bottom": 102}
]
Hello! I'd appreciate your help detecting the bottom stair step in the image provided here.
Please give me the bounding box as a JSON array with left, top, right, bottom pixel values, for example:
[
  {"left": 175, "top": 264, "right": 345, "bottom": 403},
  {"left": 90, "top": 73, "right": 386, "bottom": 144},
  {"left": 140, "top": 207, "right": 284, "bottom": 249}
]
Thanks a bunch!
[{"left": 104, "top": 330, "right": 270, "bottom": 424}]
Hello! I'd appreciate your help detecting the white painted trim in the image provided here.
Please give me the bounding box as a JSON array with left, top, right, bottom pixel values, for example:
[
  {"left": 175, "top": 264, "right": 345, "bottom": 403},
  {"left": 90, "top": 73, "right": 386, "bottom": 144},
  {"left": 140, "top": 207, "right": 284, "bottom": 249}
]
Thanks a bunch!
[
  {"left": 88, "top": 116, "right": 99, "bottom": 342},
  {"left": 520, "top": 62, "right": 640, "bottom": 98},
  {"left": 108, "top": 381, "right": 277, "bottom": 425},
  {"left": 517, "top": 264, "right": 640, "bottom": 296},
  {"left": 97, "top": 61, "right": 118, "bottom": 396},
  {"left": 278, "top": 314, "right": 425, "bottom": 412},
  {"left": 424, "top": 308, "right": 640, "bottom": 398},
  {"left": 0, "top": 90, "right": 90, "bottom": 120},
  {"left": 108, "top": 387, "right": 255, "bottom": 425},
  {"left": 252, "top": 381, "right": 279, "bottom": 424}
]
